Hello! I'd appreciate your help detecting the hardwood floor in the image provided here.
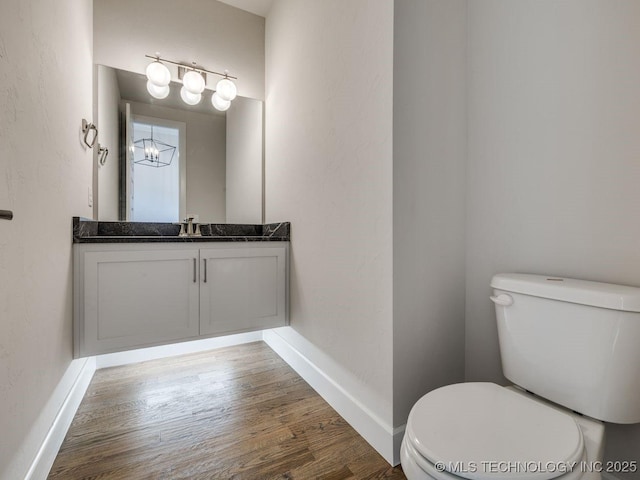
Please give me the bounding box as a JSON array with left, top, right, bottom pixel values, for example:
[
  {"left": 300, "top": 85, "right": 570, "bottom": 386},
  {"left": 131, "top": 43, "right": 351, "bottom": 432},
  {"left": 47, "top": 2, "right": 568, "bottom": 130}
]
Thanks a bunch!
[{"left": 48, "top": 341, "right": 406, "bottom": 479}]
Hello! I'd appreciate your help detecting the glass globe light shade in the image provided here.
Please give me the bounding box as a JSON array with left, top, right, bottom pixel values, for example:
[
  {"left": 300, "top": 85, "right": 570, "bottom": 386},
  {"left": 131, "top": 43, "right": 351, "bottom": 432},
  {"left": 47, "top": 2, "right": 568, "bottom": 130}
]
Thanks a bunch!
[
  {"left": 183, "top": 70, "right": 205, "bottom": 95},
  {"left": 146, "top": 61, "right": 171, "bottom": 87},
  {"left": 211, "top": 92, "right": 231, "bottom": 111},
  {"left": 215, "top": 78, "right": 237, "bottom": 101},
  {"left": 180, "top": 86, "right": 201, "bottom": 105},
  {"left": 146, "top": 81, "right": 170, "bottom": 99}
]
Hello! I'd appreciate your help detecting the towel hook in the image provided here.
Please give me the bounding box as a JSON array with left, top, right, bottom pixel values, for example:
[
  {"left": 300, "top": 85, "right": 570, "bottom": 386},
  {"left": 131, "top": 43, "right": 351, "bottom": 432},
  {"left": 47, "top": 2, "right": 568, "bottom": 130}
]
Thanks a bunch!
[
  {"left": 98, "top": 144, "right": 109, "bottom": 165},
  {"left": 82, "top": 119, "right": 98, "bottom": 149}
]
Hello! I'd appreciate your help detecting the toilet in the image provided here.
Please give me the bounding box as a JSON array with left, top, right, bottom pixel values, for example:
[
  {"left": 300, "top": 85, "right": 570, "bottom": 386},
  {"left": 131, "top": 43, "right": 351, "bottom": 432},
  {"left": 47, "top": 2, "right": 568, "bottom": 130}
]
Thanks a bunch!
[{"left": 401, "top": 273, "right": 640, "bottom": 480}]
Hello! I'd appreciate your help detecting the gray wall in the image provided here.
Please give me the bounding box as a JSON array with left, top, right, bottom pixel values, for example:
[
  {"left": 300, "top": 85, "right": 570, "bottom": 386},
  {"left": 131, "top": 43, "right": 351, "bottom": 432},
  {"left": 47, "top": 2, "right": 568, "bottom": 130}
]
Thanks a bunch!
[
  {"left": 392, "top": 0, "right": 467, "bottom": 427},
  {"left": 94, "top": 0, "right": 265, "bottom": 100},
  {"left": 0, "top": 0, "right": 94, "bottom": 476},
  {"left": 265, "top": 0, "right": 395, "bottom": 428},
  {"left": 466, "top": 1, "right": 640, "bottom": 477}
]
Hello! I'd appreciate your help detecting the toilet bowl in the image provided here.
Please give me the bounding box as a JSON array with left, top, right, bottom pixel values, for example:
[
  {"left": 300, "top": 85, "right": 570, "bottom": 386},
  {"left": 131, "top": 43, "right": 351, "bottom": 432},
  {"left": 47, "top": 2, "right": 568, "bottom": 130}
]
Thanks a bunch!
[
  {"left": 401, "top": 383, "right": 603, "bottom": 480},
  {"left": 401, "top": 274, "right": 640, "bottom": 480}
]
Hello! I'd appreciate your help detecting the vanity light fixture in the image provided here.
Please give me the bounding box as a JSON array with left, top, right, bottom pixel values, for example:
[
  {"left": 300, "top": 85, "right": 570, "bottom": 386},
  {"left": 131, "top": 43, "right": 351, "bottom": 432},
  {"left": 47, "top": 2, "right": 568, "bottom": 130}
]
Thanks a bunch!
[
  {"left": 146, "top": 81, "right": 170, "bottom": 99},
  {"left": 180, "top": 87, "right": 202, "bottom": 106},
  {"left": 182, "top": 67, "right": 206, "bottom": 95},
  {"left": 211, "top": 92, "right": 231, "bottom": 111},
  {"left": 133, "top": 126, "right": 176, "bottom": 168},
  {"left": 144, "top": 54, "right": 238, "bottom": 111},
  {"left": 146, "top": 60, "right": 171, "bottom": 87},
  {"left": 215, "top": 77, "right": 237, "bottom": 102}
]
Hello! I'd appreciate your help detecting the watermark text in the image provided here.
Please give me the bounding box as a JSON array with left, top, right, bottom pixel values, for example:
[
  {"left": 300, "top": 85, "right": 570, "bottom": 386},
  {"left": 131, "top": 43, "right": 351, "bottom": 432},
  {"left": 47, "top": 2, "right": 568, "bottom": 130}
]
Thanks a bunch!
[{"left": 433, "top": 460, "right": 638, "bottom": 474}]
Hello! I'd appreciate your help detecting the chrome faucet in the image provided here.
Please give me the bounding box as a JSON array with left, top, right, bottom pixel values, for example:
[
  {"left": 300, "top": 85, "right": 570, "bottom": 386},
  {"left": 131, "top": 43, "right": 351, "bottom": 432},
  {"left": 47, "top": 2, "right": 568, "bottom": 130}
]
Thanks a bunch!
[
  {"left": 179, "top": 215, "right": 201, "bottom": 237},
  {"left": 186, "top": 216, "right": 195, "bottom": 236}
]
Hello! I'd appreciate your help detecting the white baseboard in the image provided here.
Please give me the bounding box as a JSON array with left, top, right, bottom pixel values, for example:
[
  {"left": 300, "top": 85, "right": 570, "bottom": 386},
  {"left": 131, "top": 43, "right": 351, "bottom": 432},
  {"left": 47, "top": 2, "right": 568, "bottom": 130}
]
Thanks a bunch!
[
  {"left": 1, "top": 357, "right": 97, "bottom": 480},
  {"left": 95, "top": 331, "right": 264, "bottom": 369},
  {"left": 393, "top": 424, "right": 406, "bottom": 465},
  {"left": 263, "top": 327, "right": 402, "bottom": 465}
]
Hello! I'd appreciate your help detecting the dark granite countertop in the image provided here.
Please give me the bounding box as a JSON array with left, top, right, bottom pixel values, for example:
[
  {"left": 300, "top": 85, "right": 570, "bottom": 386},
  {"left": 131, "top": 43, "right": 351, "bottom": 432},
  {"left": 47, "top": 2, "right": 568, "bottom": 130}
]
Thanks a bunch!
[{"left": 73, "top": 217, "right": 290, "bottom": 243}]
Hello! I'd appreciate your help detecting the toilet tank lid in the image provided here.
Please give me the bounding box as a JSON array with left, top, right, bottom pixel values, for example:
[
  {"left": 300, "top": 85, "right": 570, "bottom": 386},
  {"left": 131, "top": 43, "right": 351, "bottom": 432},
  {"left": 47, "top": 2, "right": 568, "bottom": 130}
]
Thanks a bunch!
[{"left": 491, "top": 273, "right": 640, "bottom": 312}]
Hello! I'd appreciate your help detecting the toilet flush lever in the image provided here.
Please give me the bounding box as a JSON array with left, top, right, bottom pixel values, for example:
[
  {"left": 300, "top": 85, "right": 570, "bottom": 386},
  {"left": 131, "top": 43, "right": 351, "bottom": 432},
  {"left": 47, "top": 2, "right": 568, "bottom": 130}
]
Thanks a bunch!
[{"left": 490, "top": 294, "right": 513, "bottom": 306}]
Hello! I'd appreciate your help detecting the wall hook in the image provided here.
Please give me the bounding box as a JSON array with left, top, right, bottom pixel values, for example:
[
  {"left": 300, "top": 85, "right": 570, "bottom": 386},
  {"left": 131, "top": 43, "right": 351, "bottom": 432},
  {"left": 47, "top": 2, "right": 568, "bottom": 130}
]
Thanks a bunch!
[
  {"left": 98, "top": 144, "right": 109, "bottom": 166},
  {"left": 82, "top": 119, "right": 98, "bottom": 149}
]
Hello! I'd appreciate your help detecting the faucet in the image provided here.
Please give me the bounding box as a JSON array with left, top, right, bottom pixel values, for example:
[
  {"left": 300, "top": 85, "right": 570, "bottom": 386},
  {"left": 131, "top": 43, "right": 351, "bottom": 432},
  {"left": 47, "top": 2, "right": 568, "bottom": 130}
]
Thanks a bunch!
[
  {"left": 186, "top": 216, "right": 195, "bottom": 236},
  {"left": 179, "top": 215, "right": 201, "bottom": 237}
]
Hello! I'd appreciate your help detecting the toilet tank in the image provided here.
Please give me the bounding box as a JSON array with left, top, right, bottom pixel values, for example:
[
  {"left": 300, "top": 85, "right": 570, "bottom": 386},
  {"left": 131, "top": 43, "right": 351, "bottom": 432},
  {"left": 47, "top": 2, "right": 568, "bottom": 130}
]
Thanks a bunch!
[{"left": 491, "top": 273, "right": 640, "bottom": 424}]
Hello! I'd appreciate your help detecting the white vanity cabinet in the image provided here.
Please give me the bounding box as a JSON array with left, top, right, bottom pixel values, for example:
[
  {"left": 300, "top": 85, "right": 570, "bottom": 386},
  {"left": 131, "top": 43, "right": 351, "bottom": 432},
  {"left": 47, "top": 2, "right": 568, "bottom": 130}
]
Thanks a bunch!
[
  {"left": 74, "top": 242, "right": 288, "bottom": 357},
  {"left": 199, "top": 246, "right": 287, "bottom": 336}
]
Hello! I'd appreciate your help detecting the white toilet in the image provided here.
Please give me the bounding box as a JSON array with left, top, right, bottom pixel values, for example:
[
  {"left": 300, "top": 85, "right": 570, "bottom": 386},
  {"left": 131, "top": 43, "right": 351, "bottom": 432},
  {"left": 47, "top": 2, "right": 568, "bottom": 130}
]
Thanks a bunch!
[{"left": 401, "top": 273, "right": 640, "bottom": 480}]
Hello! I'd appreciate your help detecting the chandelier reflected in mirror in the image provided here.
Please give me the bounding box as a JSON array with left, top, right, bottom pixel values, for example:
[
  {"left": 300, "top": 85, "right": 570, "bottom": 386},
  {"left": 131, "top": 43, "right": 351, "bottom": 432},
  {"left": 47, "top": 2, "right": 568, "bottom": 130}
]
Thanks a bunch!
[{"left": 133, "top": 125, "right": 177, "bottom": 168}]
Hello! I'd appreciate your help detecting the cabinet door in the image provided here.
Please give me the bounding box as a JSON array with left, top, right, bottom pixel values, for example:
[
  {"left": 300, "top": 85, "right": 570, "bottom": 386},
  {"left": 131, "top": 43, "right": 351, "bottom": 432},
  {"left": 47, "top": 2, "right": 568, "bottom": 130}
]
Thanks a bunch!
[
  {"left": 200, "top": 246, "right": 287, "bottom": 336},
  {"left": 81, "top": 249, "right": 200, "bottom": 355}
]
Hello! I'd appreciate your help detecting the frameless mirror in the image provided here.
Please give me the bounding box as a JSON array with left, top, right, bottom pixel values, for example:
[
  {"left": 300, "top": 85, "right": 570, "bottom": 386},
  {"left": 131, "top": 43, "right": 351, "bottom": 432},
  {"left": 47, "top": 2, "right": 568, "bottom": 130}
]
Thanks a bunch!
[{"left": 95, "top": 65, "right": 264, "bottom": 224}]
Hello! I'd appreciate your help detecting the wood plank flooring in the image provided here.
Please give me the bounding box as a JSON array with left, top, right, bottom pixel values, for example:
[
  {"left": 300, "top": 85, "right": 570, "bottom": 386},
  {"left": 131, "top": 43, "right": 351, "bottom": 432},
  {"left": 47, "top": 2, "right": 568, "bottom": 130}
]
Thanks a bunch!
[{"left": 48, "top": 341, "right": 406, "bottom": 479}]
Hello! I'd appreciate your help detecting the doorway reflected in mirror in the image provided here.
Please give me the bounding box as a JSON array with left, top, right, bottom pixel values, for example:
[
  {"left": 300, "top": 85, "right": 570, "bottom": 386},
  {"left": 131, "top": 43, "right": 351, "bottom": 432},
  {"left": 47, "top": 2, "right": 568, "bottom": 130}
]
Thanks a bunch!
[{"left": 129, "top": 120, "right": 183, "bottom": 222}]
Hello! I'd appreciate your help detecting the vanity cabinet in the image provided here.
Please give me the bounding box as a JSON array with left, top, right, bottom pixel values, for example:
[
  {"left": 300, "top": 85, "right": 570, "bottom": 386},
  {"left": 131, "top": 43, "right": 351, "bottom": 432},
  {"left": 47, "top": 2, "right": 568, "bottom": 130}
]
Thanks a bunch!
[
  {"left": 199, "top": 246, "right": 287, "bottom": 336},
  {"left": 74, "top": 243, "right": 288, "bottom": 357}
]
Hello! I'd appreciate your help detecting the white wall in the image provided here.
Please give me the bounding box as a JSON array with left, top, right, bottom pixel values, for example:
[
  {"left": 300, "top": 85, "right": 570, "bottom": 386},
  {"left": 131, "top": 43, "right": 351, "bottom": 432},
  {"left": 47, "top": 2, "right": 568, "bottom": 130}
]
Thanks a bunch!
[
  {"left": 265, "top": 0, "right": 394, "bottom": 431},
  {"left": 466, "top": 1, "right": 640, "bottom": 476},
  {"left": 128, "top": 101, "right": 227, "bottom": 222},
  {"left": 0, "top": 0, "right": 94, "bottom": 477},
  {"left": 226, "top": 96, "right": 263, "bottom": 224},
  {"left": 392, "top": 0, "right": 467, "bottom": 427},
  {"left": 94, "top": 0, "right": 265, "bottom": 100},
  {"left": 97, "top": 65, "right": 120, "bottom": 221}
]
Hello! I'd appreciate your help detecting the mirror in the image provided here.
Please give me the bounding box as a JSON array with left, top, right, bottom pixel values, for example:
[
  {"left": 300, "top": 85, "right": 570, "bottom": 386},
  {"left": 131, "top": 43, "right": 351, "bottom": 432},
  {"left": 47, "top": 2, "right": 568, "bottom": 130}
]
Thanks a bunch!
[{"left": 95, "top": 65, "right": 264, "bottom": 224}]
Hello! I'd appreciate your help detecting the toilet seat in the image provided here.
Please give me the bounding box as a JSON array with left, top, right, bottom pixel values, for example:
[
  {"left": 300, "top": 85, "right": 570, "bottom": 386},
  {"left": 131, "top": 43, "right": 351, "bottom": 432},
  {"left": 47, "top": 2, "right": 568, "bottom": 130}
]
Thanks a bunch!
[
  {"left": 401, "top": 437, "right": 586, "bottom": 480},
  {"left": 404, "top": 383, "right": 585, "bottom": 480}
]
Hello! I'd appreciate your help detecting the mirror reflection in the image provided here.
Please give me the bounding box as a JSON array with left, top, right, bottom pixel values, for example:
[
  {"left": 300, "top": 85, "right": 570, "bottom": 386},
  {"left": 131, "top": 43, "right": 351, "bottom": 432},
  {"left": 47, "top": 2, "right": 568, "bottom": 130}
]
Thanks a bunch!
[
  {"left": 95, "top": 65, "right": 264, "bottom": 224},
  {"left": 129, "top": 119, "right": 185, "bottom": 222}
]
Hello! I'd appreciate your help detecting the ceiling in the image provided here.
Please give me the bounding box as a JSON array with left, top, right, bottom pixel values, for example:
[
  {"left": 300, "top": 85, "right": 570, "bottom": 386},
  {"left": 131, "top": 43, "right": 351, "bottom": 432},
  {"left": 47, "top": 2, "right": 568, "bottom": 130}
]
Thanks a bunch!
[{"left": 217, "top": 0, "right": 274, "bottom": 17}]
